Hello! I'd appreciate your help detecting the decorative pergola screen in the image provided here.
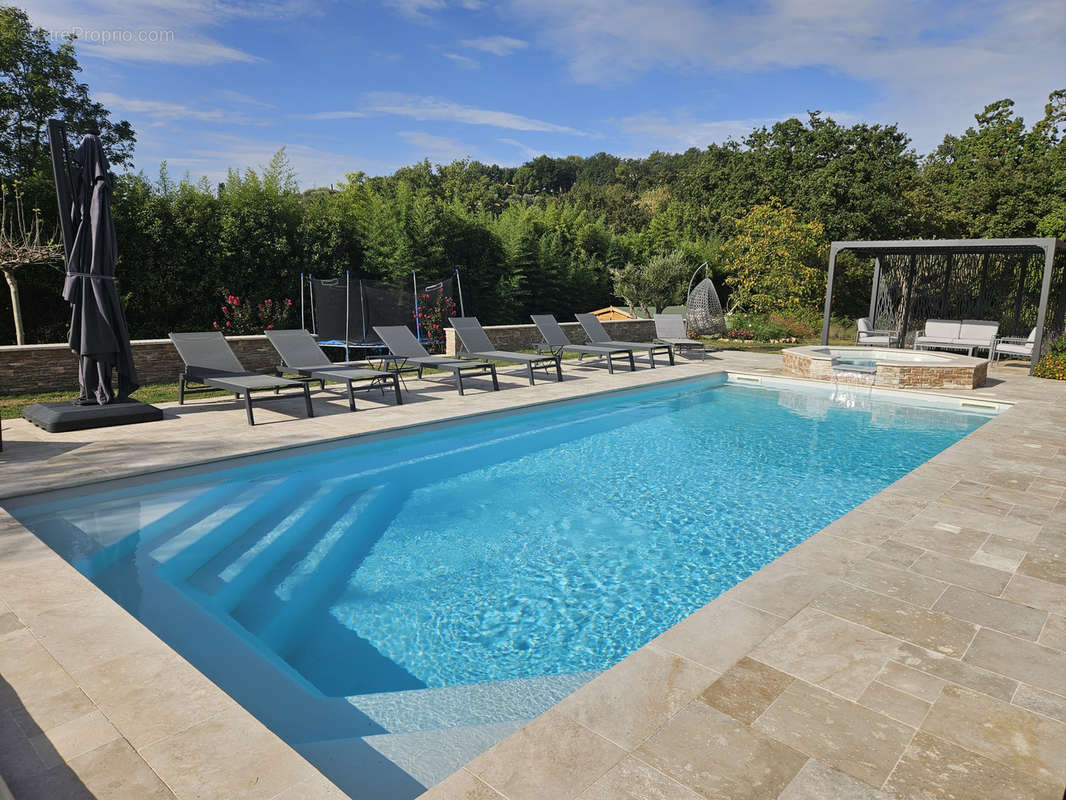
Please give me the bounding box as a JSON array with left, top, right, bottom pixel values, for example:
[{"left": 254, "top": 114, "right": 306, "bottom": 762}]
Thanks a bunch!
[{"left": 821, "top": 239, "right": 1066, "bottom": 372}]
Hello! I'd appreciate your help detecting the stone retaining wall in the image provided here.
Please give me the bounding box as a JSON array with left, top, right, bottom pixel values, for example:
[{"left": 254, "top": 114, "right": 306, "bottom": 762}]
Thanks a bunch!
[
  {"left": 0, "top": 336, "right": 279, "bottom": 395},
  {"left": 443, "top": 319, "right": 655, "bottom": 357},
  {"left": 781, "top": 349, "right": 988, "bottom": 390}
]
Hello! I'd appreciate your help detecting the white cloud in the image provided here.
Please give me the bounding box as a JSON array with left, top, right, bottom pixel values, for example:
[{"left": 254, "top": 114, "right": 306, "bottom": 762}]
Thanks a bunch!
[
  {"left": 461, "top": 35, "right": 527, "bottom": 56},
  {"left": 443, "top": 52, "right": 481, "bottom": 69},
  {"left": 138, "top": 133, "right": 394, "bottom": 189},
  {"left": 362, "top": 93, "right": 588, "bottom": 134},
  {"left": 620, "top": 109, "right": 864, "bottom": 151},
  {"left": 382, "top": 0, "right": 484, "bottom": 19},
  {"left": 17, "top": 0, "right": 309, "bottom": 64},
  {"left": 498, "top": 137, "right": 541, "bottom": 160},
  {"left": 215, "top": 90, "right": 277, "bottom": 109},
  {"left": 96, "top": 92, "right": 268, "bottom": 125},
  {"left": 502, "top": 0, "right": 1066, "bottom": 151},
  {"left": 397, "top": 131, "right": 475, "bottom": 160}
]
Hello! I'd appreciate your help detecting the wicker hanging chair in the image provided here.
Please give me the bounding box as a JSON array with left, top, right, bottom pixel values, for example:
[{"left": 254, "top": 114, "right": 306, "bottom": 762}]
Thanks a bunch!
[{"left": 685, "top": 276, "right": 726, "bottom": 336}]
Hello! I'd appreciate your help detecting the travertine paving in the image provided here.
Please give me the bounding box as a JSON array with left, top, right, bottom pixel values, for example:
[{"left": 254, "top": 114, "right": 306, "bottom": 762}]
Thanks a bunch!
[{"left": 1, "top": 351, "right": 1065, "bottom": 799}]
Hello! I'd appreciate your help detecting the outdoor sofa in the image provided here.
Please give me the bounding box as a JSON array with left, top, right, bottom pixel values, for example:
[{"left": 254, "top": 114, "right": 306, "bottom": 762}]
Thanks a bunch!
[
  {"left": 169, "top": 331, "right": 313, "bottom": 425},
  {"left": 913, "top": 319, "right": 999, "bottom": 356},
  {"left": 265, "top": 329, "right": 402, "bottom": 410},
  {"left": 531, "top": 315, "right": 635, "bottom": 373},
  {"left": 373, "top": 325, "right": 499, "bottom": 395},
  {"left": 575, "top": 313, "right": 675, "bottom": 368},
  {"left": 449, "top": 317, "right": 563, "bottom": 385}
]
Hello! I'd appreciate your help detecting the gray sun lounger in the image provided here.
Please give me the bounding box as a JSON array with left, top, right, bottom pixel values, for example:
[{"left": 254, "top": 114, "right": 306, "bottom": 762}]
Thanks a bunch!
[
  {"left": 654, "top": 314, "right": 706, "bottom": 357},
  {"left": 373, "top": 325, "right": 499, "bottom": 396},
  {"left": 449, "top": 316, "right": 562, "bottom": 385},
  {"left": 531, "top": 315, "right": 635, "bottom": 373},
  {"left": 575, "top": 313, "right": 675, "bottom": 368},
  {"left": 169, "top": 331, "right": 313, "bottom": 426},
  {"left": 265, "top": 329, "right": 402, "bottom": 410}
]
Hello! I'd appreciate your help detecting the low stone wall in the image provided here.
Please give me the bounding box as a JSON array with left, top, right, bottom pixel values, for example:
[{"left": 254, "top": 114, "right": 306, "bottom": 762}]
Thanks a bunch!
[
  {"left": 0, "top": 336, "right": 279, "bottom": 395},
  {"left": 443, "top": 319, "right": 655, "bottom": 357},
  {"left": 782, "top": 349, "right": 988, "bottom": 390}
]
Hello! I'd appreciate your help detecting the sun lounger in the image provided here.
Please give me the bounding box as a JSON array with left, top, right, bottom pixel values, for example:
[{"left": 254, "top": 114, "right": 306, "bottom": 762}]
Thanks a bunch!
[
  {"left": 373, "top": 325, "right": 498, "bottom": 395},
  {"left": 575, "top": 313, "right": 674, "bottom": 368},
  {"left": 169, "top": 331, "right": 313, "bottom": 425},
  {"left": 449, "top": 317, "right": 562, "bottom": 385},
  {"left": 265, "top": 329, "right": 401, "bottom": 410},
  {"left": 990, "top": 327, "right": 1037, "bottom": 362},
  {"left": 653, "top": 314, "right": 706, "bottom": 357},
  {"left": 531, "top": 315, "right": 635, "bottom": 373}
]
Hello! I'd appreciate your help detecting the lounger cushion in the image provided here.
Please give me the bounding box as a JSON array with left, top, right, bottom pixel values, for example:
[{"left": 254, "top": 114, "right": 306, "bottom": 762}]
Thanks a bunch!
[
  {"left": 959, "top": 320, "right": 999, "bottom": 344},
  {"left": 922, "top": 320, "right": 962, "bottom": 340}
]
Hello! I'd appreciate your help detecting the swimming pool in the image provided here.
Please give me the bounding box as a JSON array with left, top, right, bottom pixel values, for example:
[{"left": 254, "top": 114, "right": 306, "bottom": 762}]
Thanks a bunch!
[{"left": 4, "top": 375, "right": 997, "bottom": 796}]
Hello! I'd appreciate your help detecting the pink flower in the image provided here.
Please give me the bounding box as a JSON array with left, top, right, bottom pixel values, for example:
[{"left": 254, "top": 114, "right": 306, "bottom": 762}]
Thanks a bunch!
[{"left": 225, "top": 321, "right": 230, "bottom": 327}]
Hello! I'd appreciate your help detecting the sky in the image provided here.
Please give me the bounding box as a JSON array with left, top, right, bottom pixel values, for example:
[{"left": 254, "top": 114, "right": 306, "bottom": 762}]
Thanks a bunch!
[{"left": 17, "top": 0, "right": 1066, "bottom": 189}]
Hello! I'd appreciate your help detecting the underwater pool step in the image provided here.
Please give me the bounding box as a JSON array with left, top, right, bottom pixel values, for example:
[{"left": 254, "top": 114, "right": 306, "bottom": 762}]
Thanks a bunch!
[
  {"left": 360, "top": 719, "right": 527, "bottom": 789},
  {"left": 346, "top": 671, "right": 599, "bottom": 734}
]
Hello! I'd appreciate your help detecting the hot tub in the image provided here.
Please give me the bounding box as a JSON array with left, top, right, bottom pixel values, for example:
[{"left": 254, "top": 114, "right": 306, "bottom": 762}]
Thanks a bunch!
[{"left": 782, "top": 346, "right": 988, "bottom": 389}]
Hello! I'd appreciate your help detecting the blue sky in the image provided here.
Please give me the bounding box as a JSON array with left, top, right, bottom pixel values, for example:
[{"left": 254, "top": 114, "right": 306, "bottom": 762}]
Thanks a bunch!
[{"left": 19, "top": 0, "right": 1066, "bottom": 189}]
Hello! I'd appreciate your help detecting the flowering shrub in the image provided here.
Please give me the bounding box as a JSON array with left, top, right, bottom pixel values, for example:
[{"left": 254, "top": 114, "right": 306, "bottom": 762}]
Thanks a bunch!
[
  {"left": 415, "top": 292, "right": 457, "bottom": 353},
  {"left": 1033, "top": 353, "right": 1066, "bottom": 380},
  {"left": 213, "top": 288, "right": 293, "bottom": 334},
  {"left": 725, "top": 327, "right": 755, "bottom": 340}
]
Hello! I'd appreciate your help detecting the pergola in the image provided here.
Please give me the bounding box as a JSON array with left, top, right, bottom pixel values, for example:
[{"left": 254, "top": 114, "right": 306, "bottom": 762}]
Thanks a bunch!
[{"left": 820, "top": 238, "right": 1066, "bottom": 372}]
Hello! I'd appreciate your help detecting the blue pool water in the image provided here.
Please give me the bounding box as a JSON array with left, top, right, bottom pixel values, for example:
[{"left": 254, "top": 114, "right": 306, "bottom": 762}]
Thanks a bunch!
[{"left": 5, "top": 376, "right": 995, "bottom": 796}]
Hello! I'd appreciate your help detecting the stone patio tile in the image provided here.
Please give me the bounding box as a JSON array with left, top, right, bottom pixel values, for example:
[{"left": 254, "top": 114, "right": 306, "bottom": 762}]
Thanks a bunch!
[
  {"left": 810, "top": 582, "right": 976, "bottom": 657},
  {"left": 983, "top": 484, "right": 1060, "bottom": 509},
  {"left": 26, "top": 709, "right": 121, "bottom": 770},
  {"left": 970, "top": 538, "right": 1027, "bottom": 571},
  {"left": 748, "top": 608, "right": 901, "bottom": 700},
  {"left": 1012, "top": 684, "right": 1066, "bottom": 726},
  {"left": 892, "top": 643, "right": 1016, "bottom": 702},
  {"left": 1018, "top": 550, "right": 1066, "bottom": 588},
  {"left": 420, "top": 770, "right": 506, "bottom": 800},
  {"left": 651, "top": 598, "right": 782, "bottom": 673},
  {"left": 884, "top": 472, "right": 958, "bottom": 502},
  {"left": 874, "top": 660, "right": 946, "bottom": 703},
  {"left": 776, "top": 534, "right": 875, "bottom": 576},
  {"left": 138, "top": 705, "right": 329, "bottom": 800},
  {"left": 963, "top": 628, "right": 1066, "bottom": 696},
  {"left": 857, "top": 681, "right": 930, "bottom": 727},
  {"left": 752, "top": 680, "right": 913, "bottom": 788},
  {"left": 268, "top": 777, "right": 352, "bottom": 800},
  {"left": 466, "top": 710, "right": 625, "bottom": 800},
  {"left": 910, "top": 551, "right": 1011, "bottom": 595},
  {"left": 63, "top": 738, "right": 175, "bottom": 800},
  {"left": 0, "top": 706, "right": 50, "bottom": 796},
  {"left": 699, "top": 657, "right": 793, "bottom": 725},
  {"left": 842, "top": 561, "right": 948, "bottom": 607},
  {"left": 1002, "top": 573, "right": 1066, "bottom": 615},
  {"left": 0, "top": 629, "right": 83, "bottom": 714},
  {"left": 576, "top": 757, "right": 702, "bottom": 800},
  {"left": 932, "top": 585, "right": 1048, "bottom": 639},
  {"left": 889, "top": 522, "right": 989, "bottom": 561},
  {"left": 883, "top": 730, "right": 1062, "bottom": 800},
  {"left": 865, "top": 540, "right": 924, "bottom": 569},
  {"left": 636, "top": 702, "right": 806, "bottom": 800},
  {"left": 820, "top": 511, "right": 904, "bottom": 546},
  {"left": 1037, "top": 613, "right": 1066, "bottom": 651},
  {"left": 725, "top": 564, "right": 839, "bottom": 619},
  {"left": 1028, "top": 477, "right": 1066, "bottom": 500},
  {"left": 0, "top": 610, "right": 23, "bottom": 638},
  {"left": 855, "top": 491, "right": 927, "bottom": 520},
  {"left": 555, "top": 644, "right": 717, "bottom": 751},
  {"left": 922, "top": 685, "right": 1066, "bottom": 784},
  {"left": 982, "top": 470, "right": 1036, "bottom": 492},
  {"left": 9, "top": 685, "right": 96, "bottom": 734},
  {"left": 912, "top": 504, "right": 1042, "bottom": 541},
  {"left": 935, "top": 490, "right": 1012, "bottom": 518},
  {"left": 75, "top": 647, "right": 237, "bottom": 750},
  {"left": 776, "top": 759, "right": 893, "bottom": 800},
  {"left": 1009, "top": 505, "right": 1055, "bottom": 527}
]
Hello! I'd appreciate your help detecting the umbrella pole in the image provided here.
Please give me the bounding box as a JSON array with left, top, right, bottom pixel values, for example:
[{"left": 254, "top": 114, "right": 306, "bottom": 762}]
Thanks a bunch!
[
  {"left": 345, "top": 270, "right": 350, "bottom": 362},
  {"left": 412, "top": 269, "right": 421, "bottom": 342},
  {"left": 455, "top": 267, "right": 465, "bottom": 316},
  {"left": 300, "top": 272, "right": 305, "bottom": 331},
  {"left": 46, "top": 120, "right": 75, "bottom": 266}
]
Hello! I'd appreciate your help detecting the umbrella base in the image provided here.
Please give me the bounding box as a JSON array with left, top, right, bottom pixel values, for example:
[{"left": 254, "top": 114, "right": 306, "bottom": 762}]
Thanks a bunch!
[{"left": 22, "top": 400, "right": 164, "bottom": 433}]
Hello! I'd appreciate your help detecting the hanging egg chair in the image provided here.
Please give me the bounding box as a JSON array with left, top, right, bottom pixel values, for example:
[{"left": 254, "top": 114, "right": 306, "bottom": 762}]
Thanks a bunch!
[{"left": 685, "top": 264, "right": 726, "bottom": 336}]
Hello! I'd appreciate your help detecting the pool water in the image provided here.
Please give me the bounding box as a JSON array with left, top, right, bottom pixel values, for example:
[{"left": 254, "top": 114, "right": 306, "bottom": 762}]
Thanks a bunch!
[{"left": 5, "top": 376, "right": 994, "bottom": 796}]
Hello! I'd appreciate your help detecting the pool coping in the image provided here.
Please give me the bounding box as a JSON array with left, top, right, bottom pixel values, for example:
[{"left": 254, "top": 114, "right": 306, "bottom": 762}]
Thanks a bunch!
[{"left": 2, "top": 354, "right": 1065, "bottom": 799}]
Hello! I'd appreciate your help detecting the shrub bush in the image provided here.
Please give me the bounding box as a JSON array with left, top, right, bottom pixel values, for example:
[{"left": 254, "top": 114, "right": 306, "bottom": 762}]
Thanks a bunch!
[
  {"left": 1033, "top": 352, "right": 1066, "bottom": 380},
  {"left": 213, "top": 288, "right": 293, "bottom": 334}
]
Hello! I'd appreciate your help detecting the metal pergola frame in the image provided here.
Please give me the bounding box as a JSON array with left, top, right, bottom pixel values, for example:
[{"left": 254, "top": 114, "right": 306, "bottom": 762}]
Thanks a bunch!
[{"left": 821, "top": 238, "right": 1066, "bottom": 374}]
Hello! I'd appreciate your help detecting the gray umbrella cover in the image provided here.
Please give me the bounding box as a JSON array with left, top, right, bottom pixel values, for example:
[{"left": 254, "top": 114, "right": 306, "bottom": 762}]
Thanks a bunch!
[{"left": 62, "top": 134, "right": 140, "bottom": 405}]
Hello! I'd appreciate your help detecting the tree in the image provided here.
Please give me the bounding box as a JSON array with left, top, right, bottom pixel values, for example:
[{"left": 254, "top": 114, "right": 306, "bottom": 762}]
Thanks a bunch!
[
  {"left": 0, "top": 7, "right": 135, "bottom": 194},
  {"left": 0, "top": 182, "right": 62, "bottom": 343},
  {"left": 721, "top": 200, "right": 825, "bottom": 315},
  {"left": 610, "top": 249, "right": 689, "bottom": 316}
]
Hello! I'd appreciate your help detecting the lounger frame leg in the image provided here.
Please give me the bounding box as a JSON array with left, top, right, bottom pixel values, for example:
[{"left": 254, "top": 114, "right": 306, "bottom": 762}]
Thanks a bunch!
[
  {"left": 345, "top": 379, "right": 356, "bottom": 412},
  {"left": 490, "top": 365, "right": 499, "bottom": 390},
  {"left": 627, "top": 351, "right": 635, "bottom": 371},
  {"left": 554, "top": 357, "right": 563, "bottom": 381},
  {"left": 667, "top": 346, "right": 675, "bottom": 366},
  {"left": 392, "top": 374, "right": 403, "bottom": 405},
  {"left": 244, "top": 392, "right": 255, "bottom": 426},
  {"left": 303, "top": 383, "right": 314, "bottom": 418},
  {"left": 527, "top": 363, "right": 535, "bottom": 386},
  {"left": 178, "top": 374, "right": 186, "bottom": 405},
  {"left": 455, "top": 368, "right": 465, "bottom": 396}
]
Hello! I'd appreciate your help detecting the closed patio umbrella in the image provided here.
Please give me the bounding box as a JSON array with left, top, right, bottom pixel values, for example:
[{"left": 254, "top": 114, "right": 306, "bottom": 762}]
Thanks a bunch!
[{"left": 63, "top": 133, "right": 139, "bottom": 405}]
